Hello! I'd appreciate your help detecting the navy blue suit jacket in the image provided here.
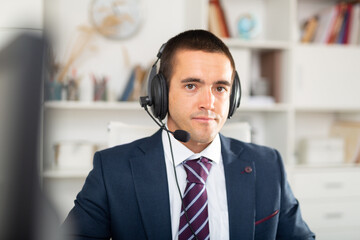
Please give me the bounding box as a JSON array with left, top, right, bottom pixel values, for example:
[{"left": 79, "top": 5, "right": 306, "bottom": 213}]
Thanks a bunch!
[{"left": 63, "top": 130, "right": 315, "bottom": 239}]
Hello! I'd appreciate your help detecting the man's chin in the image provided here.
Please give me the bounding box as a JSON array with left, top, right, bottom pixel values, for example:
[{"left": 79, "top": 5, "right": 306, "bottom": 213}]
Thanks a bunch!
[{"left": 190, "top": 132, "right": 217, "bottom": 144}]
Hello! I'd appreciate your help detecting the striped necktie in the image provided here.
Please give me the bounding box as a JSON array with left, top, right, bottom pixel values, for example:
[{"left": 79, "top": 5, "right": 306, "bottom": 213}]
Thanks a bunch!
[{"left": 178, "top": 157, "right": 212, "bottom": 240}]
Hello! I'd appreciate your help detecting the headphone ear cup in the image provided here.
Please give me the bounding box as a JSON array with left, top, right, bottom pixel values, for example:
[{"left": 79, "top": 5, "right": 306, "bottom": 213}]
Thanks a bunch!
[
  {"left": 228, "top": 71, "right": 242, "bottom": 118},
  {"left": 150, "top": 73, "right": 168, "bottom": 120},
  {"left": 158, "top": 73, "right": 168, "bottom": 120}
]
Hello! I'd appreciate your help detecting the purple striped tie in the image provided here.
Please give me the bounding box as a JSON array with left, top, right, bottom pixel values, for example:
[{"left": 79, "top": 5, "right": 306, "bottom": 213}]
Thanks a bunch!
[{"left": 178, "top": 157, "right": 212, "bottom": 240}]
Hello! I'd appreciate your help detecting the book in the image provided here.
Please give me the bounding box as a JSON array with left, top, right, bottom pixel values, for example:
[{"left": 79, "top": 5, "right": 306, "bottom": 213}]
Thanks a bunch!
[
  {"left": 313, "top": 6, "right": 337, "bottom": 43},
  {"left": 209, "top": 0, "right": 230, "bottom": 38},
  {"left": 337, "top": 3, "right": 350, "bottom": 44},
  {"left": 326, "top": 4, "right": 340, "bottom": 43},
  {"left": 215, "top": 0, "right": 230, "bottom": 38},
  {"left": 343, "top": 3, "right": 353, "bottom": 44},
  {"left": 128, "top": 65, "right": 147, "bottom": 101},
  {"left": 208, "top": 3, "right": 223, "bottom": 37},
  {"left": 327, "top": 3, "right": 347, "bottom": 44},
  {"left": 329, "top": 121, "right": 360, "bottom": 164},
  {"left": 349, "top": 3, "right": 360, "bottom": 45},
  {"left": 119, "top": 67, "right": 136, "bottom": 101}
]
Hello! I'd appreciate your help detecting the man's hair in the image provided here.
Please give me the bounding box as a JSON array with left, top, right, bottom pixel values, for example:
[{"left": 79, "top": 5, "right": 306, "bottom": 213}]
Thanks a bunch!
[{"left": 159, "top": 29, "right": 235, "bottom": 85}]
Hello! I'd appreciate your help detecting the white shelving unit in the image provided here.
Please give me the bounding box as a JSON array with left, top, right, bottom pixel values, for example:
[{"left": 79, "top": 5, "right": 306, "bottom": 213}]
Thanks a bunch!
[
  {"left": 45, "top": 100, "right": 291, "bottom": 112},
  {"left": 43, "top": 169, "right": 90, "bottom": 179},
  {"left": 288, "top": 165, "right": 360, "bottom": 240},
  {"left": 223, "top": 38, "right": 291, "bottom": 50},
  {"left": 43, "top": 0, "right": 360, "bottom": 238},
  {"left": 44, "top": 100, "right": 141, "bottom": 110}
]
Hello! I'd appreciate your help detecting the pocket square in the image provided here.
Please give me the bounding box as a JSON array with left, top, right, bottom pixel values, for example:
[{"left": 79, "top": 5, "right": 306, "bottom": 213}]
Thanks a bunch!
[{"left": 255, "top": 210, "right": 279, "bottom": 225}]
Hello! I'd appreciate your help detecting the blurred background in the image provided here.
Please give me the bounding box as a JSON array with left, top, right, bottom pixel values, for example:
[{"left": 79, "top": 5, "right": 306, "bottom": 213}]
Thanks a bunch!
[{"left": 1, "top": 0, "right": 360, "bottom": 239}]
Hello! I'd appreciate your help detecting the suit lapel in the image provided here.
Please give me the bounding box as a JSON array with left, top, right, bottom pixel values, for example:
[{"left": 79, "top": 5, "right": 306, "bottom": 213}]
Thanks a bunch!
[
  {"left": 129, "top": 130, "right": 172, "bottom": 240},
  {"left": 221, "top": 135, "right": 256, "bottom": 240}
]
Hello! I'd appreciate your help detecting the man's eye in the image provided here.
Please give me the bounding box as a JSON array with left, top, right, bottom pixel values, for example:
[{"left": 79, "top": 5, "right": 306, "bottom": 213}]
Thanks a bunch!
[
  {"left": 185, "top": 84, "right": 196, "bottom": 90},
  {"left": 216, "top": 86, "right": 226, "bottom": 92}
]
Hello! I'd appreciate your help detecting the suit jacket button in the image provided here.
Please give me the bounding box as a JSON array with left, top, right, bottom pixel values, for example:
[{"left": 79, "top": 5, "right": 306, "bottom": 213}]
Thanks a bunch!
[{"left": 245, "top": 166, "right": 252, "bottom": 173}]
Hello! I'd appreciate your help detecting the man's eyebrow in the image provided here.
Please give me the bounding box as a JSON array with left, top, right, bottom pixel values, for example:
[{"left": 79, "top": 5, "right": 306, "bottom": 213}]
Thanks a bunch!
[
  {"left": 216, "top": 80, "right": 231, "bottom": 86},
  {"left": 180, "top": 78, "right": 231, "bottom": 86},
  {"left": 180, "top": 78, "right": 203, "bottom": 83}
]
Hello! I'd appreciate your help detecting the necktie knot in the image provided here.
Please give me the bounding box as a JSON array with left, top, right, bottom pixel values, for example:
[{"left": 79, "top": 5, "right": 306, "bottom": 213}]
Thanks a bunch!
[{"left": 183, "top": 157, "right": 212, "bottom": 184}]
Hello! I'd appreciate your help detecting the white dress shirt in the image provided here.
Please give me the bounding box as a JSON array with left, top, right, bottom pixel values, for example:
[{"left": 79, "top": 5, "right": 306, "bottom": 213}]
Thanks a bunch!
[{"left": 162, "top": 129, "right": 229, "bottom": 240}]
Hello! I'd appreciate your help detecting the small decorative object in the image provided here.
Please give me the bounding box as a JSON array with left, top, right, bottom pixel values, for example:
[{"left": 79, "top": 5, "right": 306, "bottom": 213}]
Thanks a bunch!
[
  {"left": 89, "top": 0, "right": 143, "bottom": 40},
  {"left": 45, "top": 80, "right": 64, "bottom": 101},
  {"left": 44, "top": 47, "right": 62, "bottom": 100},
  {"left": 64, "top": 69, "right": 81, "bottom": 101},
  {"left": 66, "top": 79, "right": 79, "bottom": 101},
  {"left": 237, "top": 13, "right": 259, "bottom": 39},
  {"left": 92, "top": 74, "right": 108, "bottom": 101}
]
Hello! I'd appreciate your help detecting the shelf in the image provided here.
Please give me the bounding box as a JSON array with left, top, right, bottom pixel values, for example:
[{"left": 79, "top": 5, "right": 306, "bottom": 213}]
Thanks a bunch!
[
  {"left": 297, "top": 43, "right": 360, "bottom": 50},
  {"left": 240, "top": 103, "right": 290, "bottom": 112},
  {"left": 44, "top": 101, "right": 142, "bottom": 110},
  {"left": 44, "top": 101, "right": 290, "bottom": 112},
  {"left": 223, "top": 38, "right": 291, "bottom": 50},
  {"left": 43, "top": 169, "right": 91, "bottom": 178},
  {"left": 289, "top": 163, "right": 360, "bottom": 171},
  {"left": 295, "top": 106, "right": 360, "bottom": 113}
]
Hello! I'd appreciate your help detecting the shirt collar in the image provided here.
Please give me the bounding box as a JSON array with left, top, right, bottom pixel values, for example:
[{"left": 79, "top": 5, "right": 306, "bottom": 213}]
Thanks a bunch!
[{"left": 162, "top": 127, "right": 221, "bottom": 166}]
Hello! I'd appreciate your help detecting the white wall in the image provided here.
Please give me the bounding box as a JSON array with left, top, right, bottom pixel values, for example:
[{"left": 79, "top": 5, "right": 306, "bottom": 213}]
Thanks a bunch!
[
  {"left": 0, "top": 0, "right": 43, "bottom": 50},
  {"left": 0, "top": 0, "right": 43, "bottom": 29},
  {"left": 45, "top": 0, "right": 190, "bottom": 100}
]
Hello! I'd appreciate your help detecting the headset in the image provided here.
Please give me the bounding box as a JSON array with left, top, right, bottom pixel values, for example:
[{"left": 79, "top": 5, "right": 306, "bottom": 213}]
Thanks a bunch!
[{"left": 140, "top": 43, "right": 242, "bottom": 121}]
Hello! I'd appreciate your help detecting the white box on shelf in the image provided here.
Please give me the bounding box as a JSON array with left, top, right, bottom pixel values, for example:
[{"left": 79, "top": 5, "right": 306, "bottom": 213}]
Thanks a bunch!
[
  {"left": 108, "top": 121, "right": 158, "bottom": 147},
  {"left": 54, "top": 141, "right": 96, "bottom": 169},
  {"left": 221, "top": 122, "right": 251, "bottom": 143},
  {"left": 298, "top": 137, "right": 344, "bottom": 165}
]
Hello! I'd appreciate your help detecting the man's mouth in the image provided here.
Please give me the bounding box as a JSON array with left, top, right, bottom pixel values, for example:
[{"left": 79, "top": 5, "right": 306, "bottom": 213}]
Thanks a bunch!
[{"left": 192, "top": 116, "right": 216, "bottom": 123}]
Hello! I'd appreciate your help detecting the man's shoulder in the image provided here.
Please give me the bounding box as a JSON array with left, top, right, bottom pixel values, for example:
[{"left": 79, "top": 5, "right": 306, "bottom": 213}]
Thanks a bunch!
[
  {"left": 221, "top": 135, "right": 280, "bottom": 163},
  {"left": 96, "top": 130, "right": 163, "bottom": 163},
  {"left": 221, "top": 135, "right": 276, "bottom": 154},
  {"left": 100, "top": 136, "right": 149, "bottom": 154}
]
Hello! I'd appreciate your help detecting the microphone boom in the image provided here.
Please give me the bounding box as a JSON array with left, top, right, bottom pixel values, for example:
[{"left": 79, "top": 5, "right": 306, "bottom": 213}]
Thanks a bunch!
[{"left": 140, "top": 98, "right": 190, "bottom": 143}]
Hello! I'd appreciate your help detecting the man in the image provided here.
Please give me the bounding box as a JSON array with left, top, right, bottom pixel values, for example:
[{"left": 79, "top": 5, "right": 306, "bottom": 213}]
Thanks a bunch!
[{"left": 62, "top": 30, "right": 315, "bottom": 239}]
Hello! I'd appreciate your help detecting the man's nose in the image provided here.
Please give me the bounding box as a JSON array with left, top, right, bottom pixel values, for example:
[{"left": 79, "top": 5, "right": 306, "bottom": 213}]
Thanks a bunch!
[{"left": 199, "top": 87, "right": 215, "bottom": 110}]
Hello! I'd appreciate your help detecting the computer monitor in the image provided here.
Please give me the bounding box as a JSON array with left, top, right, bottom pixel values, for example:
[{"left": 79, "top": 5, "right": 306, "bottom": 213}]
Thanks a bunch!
[{"left": 0, "top": 32, "right": 59, "bottom": 240}]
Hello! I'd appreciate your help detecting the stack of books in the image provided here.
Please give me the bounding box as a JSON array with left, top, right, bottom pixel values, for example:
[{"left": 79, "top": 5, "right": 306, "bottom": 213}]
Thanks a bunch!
[{"left": 301, "top": 2, "right": 360, "bottom": 45}]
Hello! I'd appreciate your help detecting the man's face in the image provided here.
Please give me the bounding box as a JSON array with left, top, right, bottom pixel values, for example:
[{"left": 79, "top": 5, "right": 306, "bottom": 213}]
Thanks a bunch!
[{"left": 167, "top": 49, "right": 233, "bottom": 153}]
